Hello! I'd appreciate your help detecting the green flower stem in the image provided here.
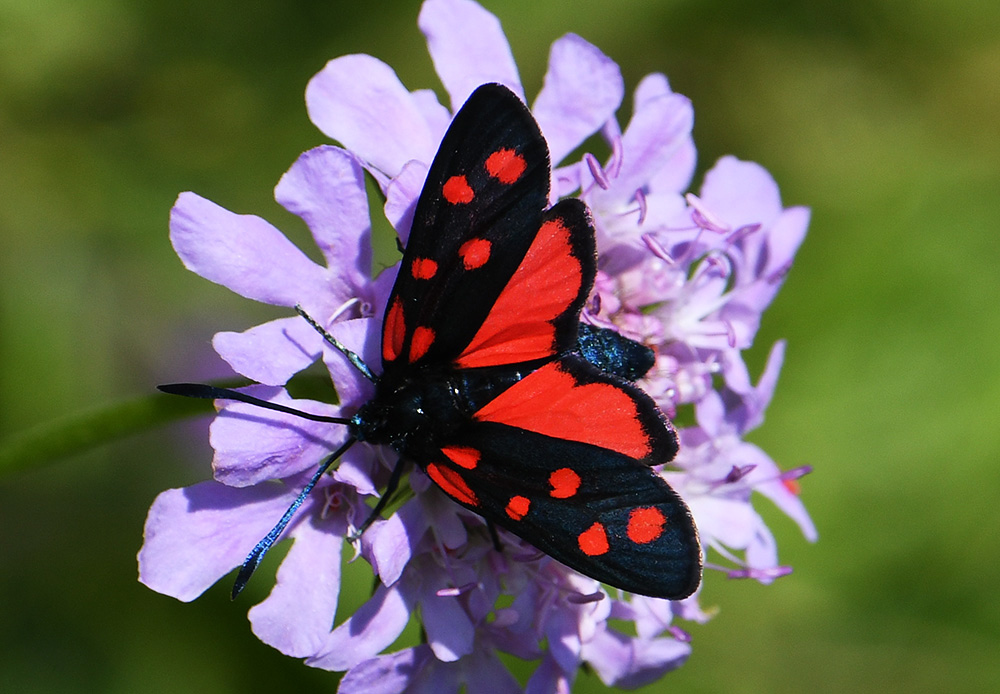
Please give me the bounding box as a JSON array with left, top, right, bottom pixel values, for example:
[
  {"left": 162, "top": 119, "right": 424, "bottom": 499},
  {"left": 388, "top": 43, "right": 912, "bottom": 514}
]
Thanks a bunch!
[
  {"left": 0, "top": 375, "right": 338, "bottom": 478},
  {"left": 0, "top": 389, "right": 214, "bottom": 477}
]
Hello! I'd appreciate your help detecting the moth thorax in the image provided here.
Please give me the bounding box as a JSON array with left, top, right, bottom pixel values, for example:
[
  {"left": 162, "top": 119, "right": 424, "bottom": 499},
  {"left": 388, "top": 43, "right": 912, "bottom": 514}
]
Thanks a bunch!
[{"left": 350, "top": 377, "right": 467, "bottom": 453}]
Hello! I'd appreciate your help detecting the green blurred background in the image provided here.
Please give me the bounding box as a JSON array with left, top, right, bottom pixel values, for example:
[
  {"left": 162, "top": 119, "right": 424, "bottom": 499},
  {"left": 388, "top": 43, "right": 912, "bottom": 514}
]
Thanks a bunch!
[{"left": 2, "top": 0, "right": 998, "bottom": 692}]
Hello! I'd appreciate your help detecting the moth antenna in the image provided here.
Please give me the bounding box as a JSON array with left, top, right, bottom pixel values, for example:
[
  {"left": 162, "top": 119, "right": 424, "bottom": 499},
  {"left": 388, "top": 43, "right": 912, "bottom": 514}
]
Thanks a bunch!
[
  {"left": 157, "top": 383, "right": 352, "bottom": 425},
  {"left": 231, "top": 436, "right": 358, "bottom": 599},
  {"left": 295, "top": 305, "right": 377, "bottom": 383}
]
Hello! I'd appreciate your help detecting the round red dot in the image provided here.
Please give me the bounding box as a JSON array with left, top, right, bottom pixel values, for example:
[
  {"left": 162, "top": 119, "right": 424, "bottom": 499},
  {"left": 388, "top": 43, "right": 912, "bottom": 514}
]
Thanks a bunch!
[
  {"left": 549, "top": 467, "right": 581, "bottom": 498},
  {"left": 411, "top": 258, "right": 438, "bottom": 280},
  {"left": 505, "top": 495, "right": 530, "bottom": 521},
  {"left": 627, "top": 507, "right": 666, "bottom": 544},
  {"left": 459, "top": 238, "right": 491, "bottom": 270},
  {"left": 578, "top": 522, "right": 609, "bottom": 556},
  {"left": 443, "top": 175, "right": 474, "bottom": 204},
  {"left": 485, "top": 148, "right": 526, "bottom": 184}
]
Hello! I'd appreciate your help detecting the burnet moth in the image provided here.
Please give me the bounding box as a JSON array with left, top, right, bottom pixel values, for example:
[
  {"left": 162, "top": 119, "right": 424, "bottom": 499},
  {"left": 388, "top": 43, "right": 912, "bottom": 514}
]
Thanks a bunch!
[{"left": 162, "top": 83, "right": 702, "bottom": 600}]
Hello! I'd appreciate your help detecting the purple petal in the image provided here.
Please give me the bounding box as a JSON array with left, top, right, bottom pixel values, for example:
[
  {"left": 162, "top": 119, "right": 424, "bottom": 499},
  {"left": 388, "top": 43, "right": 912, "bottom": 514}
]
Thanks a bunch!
[
  {"left": 248, "top": 512, "right": 344, "bottom": 656},
  {"left": 274, "top": 146, "right": 372, "bottom": 295},
  {"left": 420, "top": 486, "right": 469, "bottom": 549},
  {"left": 422, "top": 587, "right": 475, "bottom": 662},
  {"left": 332, "top": 444, "right": 380, "bottom": 497},
  {"left": 739, "top": 341, "right": 785, "bottom": 430},
  {"left": 209, "top": 386, "right": 344, "bottom": 487},
  {"left": 307, "top": 582, "right": 413, "bottom": 670},
  {"left": 762, "top": 205, "right": 810, "bottom": 279},
  {"left": 758, "top": 477, "right": 818, "bottom": 542},
  {"left": 611, "top": 635, "right": 690, "bottom": 689},
  {"left": 368, "top": 499, "right": 429, "bottom": 586},
  {"left": 543, "top": 603, "right": 583, "bottom": 675},
  {"left": 742, "top": 445, "right": 818, "bottom": 542},
  {"left": 688, "top": 495, "right": 760, "bottom": 549},
  {"left": 461, "top": 650, "right": 522, "bottom": 694},
  {"left": 532, "top": 34, "right": 623, "bottom": 165},
  {"left": 320, "top": 317, "right": 379, "bottom": 409},
  {"left": 306, "top": 54, "right": 435, "bottom": 178},
  {"left": 582, "top": 627, "right": 632, "bottom": 684},
  {"left": 633, "top": 72, "right": 672, "bottom": 107},
  {"left": 418, "top": 0, "right": 522, "bottom": 110},
  {"left": 635, "top": 75, "right": 697, "bottom": 195},
  {"left": 744, "top": 517, "right": 779, "bottom": 574},
  {"left": 138, "top": 480, "right": 298, "bottom": 601},
  {"left": 338, "top": 646, "right": 434, "bottom": 694},
  {"left": 408, "top": 659, "right": 462, "bottom": 694},
  {"left": 700, "top": 156, "right": 783, "bottom": 227},
  {"left": 169, "top": 193, "right": 328, "bottom": 307},
  {"left": 600, "top": 92, "right": 694, "bottom": 206},
  {"left": 212, "top": 316, "right": 323, "bottom": 386},
  {"left": 410, "top": 88, "right": 452, "bottom": 143},
  {"left": 525, "top": 654, "right": 572, "bottom": 694},
  {"left": 650, "top": 138, "right": 697, "bottom": 195},
  {"left": 384, "top": 160, "right": 429, "bottom": 243}
]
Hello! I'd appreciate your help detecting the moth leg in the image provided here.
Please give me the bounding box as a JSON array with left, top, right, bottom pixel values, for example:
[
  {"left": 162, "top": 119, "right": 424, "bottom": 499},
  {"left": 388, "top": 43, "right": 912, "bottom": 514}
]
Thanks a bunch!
[
  {"left": 487, "top": 520, "right": 503, "bottom": 552},
  {"left": 352, "top": 456, "right": 407, "bottom": 538}
]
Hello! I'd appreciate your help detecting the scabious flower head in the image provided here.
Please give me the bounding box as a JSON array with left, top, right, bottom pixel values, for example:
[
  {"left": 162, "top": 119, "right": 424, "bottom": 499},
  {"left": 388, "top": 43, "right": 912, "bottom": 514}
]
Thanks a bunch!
[{"left": 140, "top": 0, "right": 816, "bottom": 691}]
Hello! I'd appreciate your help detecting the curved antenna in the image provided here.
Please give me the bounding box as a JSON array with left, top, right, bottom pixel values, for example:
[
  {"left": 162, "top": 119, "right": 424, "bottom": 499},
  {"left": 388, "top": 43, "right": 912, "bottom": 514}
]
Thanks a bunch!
[
  {"left": 231, "top": 436, "right": 358, "bottom": 599},
  {"left": 157, "top": 383, "right": 353, "bottom": 425},
  {"left": 295, "top": 305, "right": 377, "bottom": 383}
]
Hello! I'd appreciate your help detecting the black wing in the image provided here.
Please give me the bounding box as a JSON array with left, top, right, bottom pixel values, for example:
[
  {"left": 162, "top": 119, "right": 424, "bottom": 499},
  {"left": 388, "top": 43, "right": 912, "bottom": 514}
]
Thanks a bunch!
[
  {"left": 380, "top": 84, "right": 594, "bottom": 377},
  {"left": 410, "top": 355, "right": 700, "bottom": 599}
]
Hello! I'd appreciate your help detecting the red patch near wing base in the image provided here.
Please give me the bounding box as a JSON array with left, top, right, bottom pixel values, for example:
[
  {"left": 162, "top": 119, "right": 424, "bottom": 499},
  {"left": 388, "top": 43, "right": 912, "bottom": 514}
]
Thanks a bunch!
[
  {"left": 383, "top": 298, "right": 405, "bottom": 363},
  {"left": 474, "top": 361, "right": 652, "bottom": 459},
  {"left": 441, "top": 446, "right": 481, "bottom": 470},
  {"left": 456, "top": 217, "right": 581, "bottom": 368},
  {"left": 426, "top": 463, "right": 478, "bottom": 506},
  {"left": 409, "top": 326, "right": 436, "bottom": 362}
]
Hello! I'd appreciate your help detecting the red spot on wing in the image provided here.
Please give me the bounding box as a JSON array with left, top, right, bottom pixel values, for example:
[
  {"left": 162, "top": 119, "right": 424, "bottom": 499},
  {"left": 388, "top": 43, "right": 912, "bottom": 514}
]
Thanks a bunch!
[
  {"left": 383, "top": 298, "right": 405, "bottom": 363},
  {"left": 441, "top": 446, "right": 480, "bottom": 470},
  {"left": 578, "top": 523, "right": 609, "bottom": 556},
  {"left": 456, "top": 217, "right": 582, "bottom": 368},
  {"left": 505, "top": 495, "right": 530, "bottom": 521},
  {"left": 474, "top": 361, "right": 652, "bottom": 459},
  {"left": 443, "top": 175, "right": 474, "bottom": 204},
  {"left": 549, "top": 468, "right": 580, "bottom": 499},
  {"left": 409, "top": 326, "right": 435, "bottom": 362},
  {"left": 627, "top": 507, "right": 666, "bottom": 544},
  {"left": 485, "top": 148, "right": 527, "bottom": 184},
  {"left": 411, "top": 258, "right": 438, "bottom": 280},
  {"left": 458, "top": 238, "right": 491, "bottom": 270},
  {"left": 426, "top": 463, "right": 478, "bottom": 506}
]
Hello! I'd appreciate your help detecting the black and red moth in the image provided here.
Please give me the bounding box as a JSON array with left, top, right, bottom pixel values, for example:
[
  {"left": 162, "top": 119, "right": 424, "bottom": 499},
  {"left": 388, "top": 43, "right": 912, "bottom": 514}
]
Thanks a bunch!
[{"left": 163, "top": 83, "right": 701, "bottom": 600}]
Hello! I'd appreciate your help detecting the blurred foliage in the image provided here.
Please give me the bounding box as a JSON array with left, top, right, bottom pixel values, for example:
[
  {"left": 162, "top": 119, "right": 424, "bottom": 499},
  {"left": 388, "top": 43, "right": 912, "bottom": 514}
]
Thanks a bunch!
[{"left": 2, "top": 0, "right": 998, "bottom": 692}]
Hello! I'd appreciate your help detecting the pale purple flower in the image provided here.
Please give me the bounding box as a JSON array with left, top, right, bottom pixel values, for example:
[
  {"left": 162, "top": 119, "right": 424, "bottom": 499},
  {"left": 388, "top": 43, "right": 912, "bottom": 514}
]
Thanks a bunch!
[{"left": 141, "top": 0, "right": 816, "bottom": 691}]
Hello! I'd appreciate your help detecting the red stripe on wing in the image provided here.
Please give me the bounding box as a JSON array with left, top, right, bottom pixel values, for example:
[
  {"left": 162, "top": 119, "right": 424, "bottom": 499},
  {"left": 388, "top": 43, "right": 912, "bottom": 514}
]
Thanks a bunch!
[
  {"left": 383, "top": 298, "right": 406, "bottom": 363},
  {"left": 455, "top": 217, "right": 582, "bottom": 368},
  {"left": 473, "top": 361, "right": 653, "bottom": 459}
]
